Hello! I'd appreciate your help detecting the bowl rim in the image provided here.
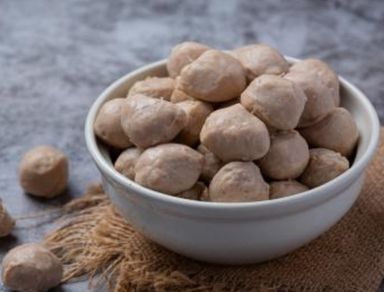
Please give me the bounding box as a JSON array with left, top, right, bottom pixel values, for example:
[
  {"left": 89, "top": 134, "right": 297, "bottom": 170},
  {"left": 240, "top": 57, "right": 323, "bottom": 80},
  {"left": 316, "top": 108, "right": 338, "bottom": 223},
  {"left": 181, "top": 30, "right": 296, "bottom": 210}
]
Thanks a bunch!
[{"left": 85, "top": 57, "right": 380, "bottom": 212}]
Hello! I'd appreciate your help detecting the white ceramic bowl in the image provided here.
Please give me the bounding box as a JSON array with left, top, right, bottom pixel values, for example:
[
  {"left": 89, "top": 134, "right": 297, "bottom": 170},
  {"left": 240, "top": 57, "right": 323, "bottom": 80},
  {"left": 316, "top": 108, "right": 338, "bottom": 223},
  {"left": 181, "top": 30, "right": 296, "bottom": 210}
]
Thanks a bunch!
[{"left": 85, "top": 57, "right": 380, "bottom": 264}]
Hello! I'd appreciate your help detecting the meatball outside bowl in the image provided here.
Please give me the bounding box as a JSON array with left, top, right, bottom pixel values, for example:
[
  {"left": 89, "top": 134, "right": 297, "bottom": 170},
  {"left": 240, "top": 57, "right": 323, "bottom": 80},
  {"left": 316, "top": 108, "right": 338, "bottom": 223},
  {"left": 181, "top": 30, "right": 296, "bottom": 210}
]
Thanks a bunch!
[{"left": 85, "top": 57, "right": 380, "bottom": 264}]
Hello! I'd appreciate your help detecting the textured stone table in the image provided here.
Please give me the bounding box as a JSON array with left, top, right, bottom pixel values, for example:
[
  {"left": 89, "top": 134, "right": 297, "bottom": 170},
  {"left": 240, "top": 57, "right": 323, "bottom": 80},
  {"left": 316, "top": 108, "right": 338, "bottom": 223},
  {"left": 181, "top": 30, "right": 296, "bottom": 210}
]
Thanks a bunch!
[{"left": 1, "top": 0, "right": 383, "bottom": 291}]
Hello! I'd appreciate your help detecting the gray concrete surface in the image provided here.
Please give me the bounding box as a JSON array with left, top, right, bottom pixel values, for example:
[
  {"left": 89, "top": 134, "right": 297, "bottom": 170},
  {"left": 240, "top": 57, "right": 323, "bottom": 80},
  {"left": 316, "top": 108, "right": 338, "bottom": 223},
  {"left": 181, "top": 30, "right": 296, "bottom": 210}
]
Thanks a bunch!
[{"left": 1, "top": 0, "right": 383, "bottom": 291}]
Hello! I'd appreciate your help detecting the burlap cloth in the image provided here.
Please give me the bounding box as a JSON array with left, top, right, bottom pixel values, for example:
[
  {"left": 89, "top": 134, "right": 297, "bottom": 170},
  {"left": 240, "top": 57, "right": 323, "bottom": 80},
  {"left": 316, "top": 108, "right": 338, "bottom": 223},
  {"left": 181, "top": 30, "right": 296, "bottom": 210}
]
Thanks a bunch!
[{"left": 44, "top": 131, "right": 384, "bottom": 292}]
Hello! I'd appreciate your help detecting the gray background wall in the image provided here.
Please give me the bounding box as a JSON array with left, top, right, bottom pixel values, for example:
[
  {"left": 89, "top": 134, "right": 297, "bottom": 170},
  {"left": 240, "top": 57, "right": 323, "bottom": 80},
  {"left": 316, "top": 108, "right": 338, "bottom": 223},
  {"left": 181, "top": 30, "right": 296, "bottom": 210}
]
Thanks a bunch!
[{"left": 1, "top": 0, "right": 383, "bottom": 291}]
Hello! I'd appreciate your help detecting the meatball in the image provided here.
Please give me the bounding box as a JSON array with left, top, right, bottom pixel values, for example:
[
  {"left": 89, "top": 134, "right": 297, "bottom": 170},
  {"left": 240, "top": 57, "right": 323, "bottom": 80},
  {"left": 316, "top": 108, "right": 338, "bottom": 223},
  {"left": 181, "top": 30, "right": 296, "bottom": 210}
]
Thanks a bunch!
[
  {"left": 94, "top": 98, "right": 132, "bottom": 149},
  {"left": 19, "top": 146, "right": 68, "bottom": 198},
  {"left": 300, "top": 148, "right": 350, "bottom": 188},
  {"left": 176, "top": 100, "right": 214, "bottom": 146},
  {"left": 200, "top": 187, "right": 210, "bottom": 201},
  {"left": 231, "top": 44, "right": 289, "bottom": 81},
  {"left": 197, "top": 144, "right": 223, "bottom": 183},
  {"left": 171, "top": 88, "right": 194, "bottom": 103},
  {"left": 2, "top": 243, "right": 63, "bottom": 292},
  {"left": 167, "top": 41, "right": 211, "bottom": 78},
  {"left": 179, "top": 50, "right": 246, "bottom": 102},
  {"left": 258, "top": 131, "right": 309, "bottom": 180},
  {"left": 200, "top": 104, "right": 270, "bottom": 162},
  {"left": 121, "top": 94, "right": 187, "bottom": 148},
  {"left": 170, "top": 77, "right": 195, "bottom": 103},
  {"left": 285, "top": 59, "right": 340, "bottom": 127},
  {"left": 135, "top": 143, "right": 203, "bottom": 194},
  {"left": 0, "top": 202, "right": 15, "bottom": 237},
  {"left": 127, "top": 77, "right": 175, "bottom": 101},
  {"left": 209, "top": 162, "right": 269, "bottom": 202},
  {"left": 177, "top": 182, "right": 207, "bottom": 200},
  {"left": 299, "top": 107, "right": 359, "bottom": 157},
  {"left": 270, "top": 180, "right": 309, "bottom": 199},
  {"left": 114, "top": 148, "right": 142, "bottom": 180},
  {"left": 241, "top": 74, "right": 307, "bottom": 130}
]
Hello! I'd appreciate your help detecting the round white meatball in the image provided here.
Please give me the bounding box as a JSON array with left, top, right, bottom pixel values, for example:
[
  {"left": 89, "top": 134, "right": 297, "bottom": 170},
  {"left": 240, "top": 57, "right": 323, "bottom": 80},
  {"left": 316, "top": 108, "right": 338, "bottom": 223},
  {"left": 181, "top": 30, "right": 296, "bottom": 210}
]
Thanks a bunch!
[
  {"left": 121, "top": 94, "right": 187, "bottom": 148},
  {"left": 241, "top": 74, "right": 307, "bottom": 130},
  {"left": 127, "top": 77, "right": 175, "bottom": 101},
  {"left": 231, "top": 44, "right": 289, "bottom": 81},
  {"left": 2, "top": 243, "right": 63, "bottom": 292},
  {"left": 209, "top": 162, "right": 269, "bottom": 202},
  {"left": 285, "top": 58, "right": 340, "bottom": 127},
  {"left": 170, "top": 77, "right": 195, "bottom": 103},
  {"left": 177, "top": 182, "right": 207, "bottom": 201},
  {"left": 167, "top": 42, "right": 211, "bottom": 78},
  {"left": 179, "top": 50, "right": 246, "bottom": 102},
  {"left": 135, "top": 143, "right": 203, "bottom": 194},
  {"left": 299, "top": 107, "right": 358, "bottom": 157},
  {"left": 176, "top": 100, "right": 214, "bottom": 146},
  {"left": 200, "top": 104, "right": 270, "bottom": 162},
  {"left": 270, "top": 180, "right": 309, "bottom": 199},
  {"left": 197, "top": 144, "right": 223, "bottom": 183},
  {"left": 0, "top": 202, "right": 14, "bottom": 237},
  {"left": 94, "top": 98, "right": 132, "bottom": 149},
  {"left": 258, "top": 130, "right": 309, "bottom": 180},
  {"left": 19, "top": 146, "right": 68, "bottom": 198},
  {"left": 300, "top": 148, "right": 350, "bottom": 188},
  {"left": 114, "top": 148, "right": 142, "bottom": 180}
]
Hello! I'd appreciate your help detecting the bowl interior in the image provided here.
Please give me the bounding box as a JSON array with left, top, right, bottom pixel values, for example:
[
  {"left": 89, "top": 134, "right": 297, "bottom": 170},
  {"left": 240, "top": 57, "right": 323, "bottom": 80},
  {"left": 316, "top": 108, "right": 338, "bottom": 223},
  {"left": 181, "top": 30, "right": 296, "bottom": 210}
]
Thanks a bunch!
[{"left": 85, "top": 57, "right": 380, "bottom": 212}]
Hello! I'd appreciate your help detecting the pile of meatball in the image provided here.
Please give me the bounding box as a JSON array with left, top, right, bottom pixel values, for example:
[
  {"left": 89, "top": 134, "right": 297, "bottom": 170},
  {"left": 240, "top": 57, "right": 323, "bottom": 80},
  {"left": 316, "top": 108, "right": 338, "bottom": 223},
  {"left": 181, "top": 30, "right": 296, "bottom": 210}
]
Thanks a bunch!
[{"left": 94, "top": 42, "right": 359, "bottom": 203}]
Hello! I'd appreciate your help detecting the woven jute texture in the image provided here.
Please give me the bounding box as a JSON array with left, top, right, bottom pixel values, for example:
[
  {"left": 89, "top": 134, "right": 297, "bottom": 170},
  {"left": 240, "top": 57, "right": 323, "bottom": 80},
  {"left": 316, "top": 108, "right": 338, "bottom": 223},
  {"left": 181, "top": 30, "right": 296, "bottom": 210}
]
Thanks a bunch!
[{"left": 44, "top": 132, "right": 384, "bottom": 292}]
